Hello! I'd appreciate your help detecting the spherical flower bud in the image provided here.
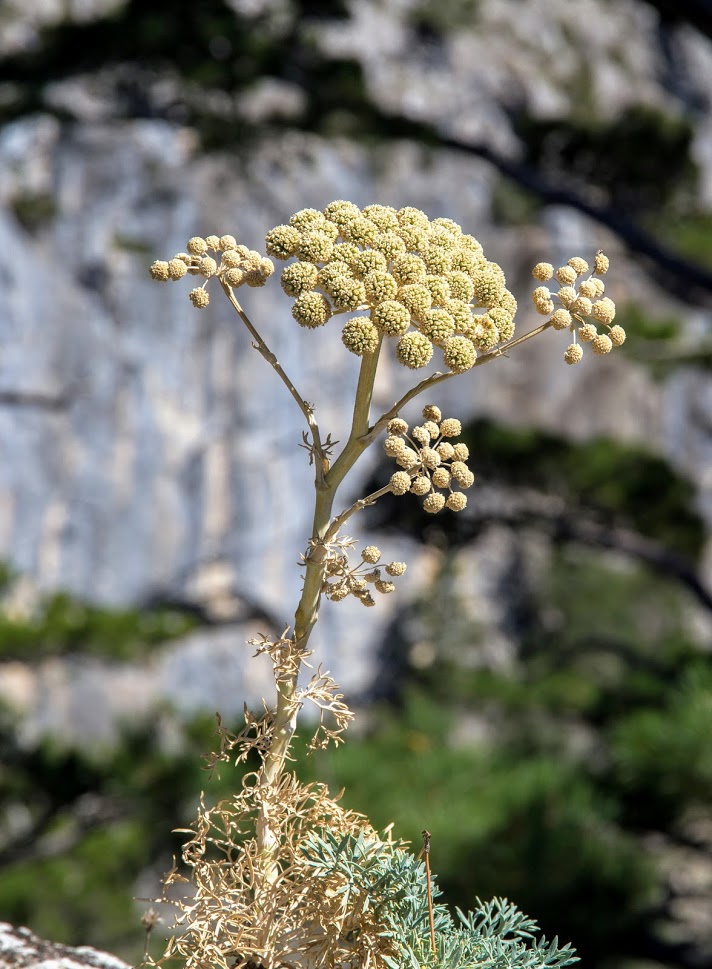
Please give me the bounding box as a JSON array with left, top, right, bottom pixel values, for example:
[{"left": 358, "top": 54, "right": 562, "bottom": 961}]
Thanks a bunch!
[
  {"left": 372, "top": 299, "right": 411, "bottom": 337},
  {"left": 592, "top": 297, "right": 616, "bottom": 325},
  {"left": 445, "top": 270, "right": 475, "bottom": 303},
  {"left": 385, "top": 561, "right": 407, "bottom": 576},
  {"left": 422, "top": 404, "right": 441, "bottom": 422},
  {"left": 332, "top": 241, "right": 360, "bottom": 265},
  {"left": 420, "top": 447, "right": 441, "bottom": 470},
  {"left": 363, "top": 204, "right": 399, "bottom": 230},
  {"left": 423, "top": 492, "right": 446, "bottom": 514},
  {"left": 436, "top": 442, "right": 455, "bottom": 461},
  {"left": 412, "top": 425, "right": 431, "bottom": 446},
  {"left": 571, "top": 296, "right": 593, "bottom": 317},
  {"left": 391, "top": 253, "right": 427, "bottom": 285},
  {"left": 205, "top": 235, "right": 220, "bottom": 249},
  {"left": 219, "top": 235, "right": 238, "bottom": 251},
  {"left": 593, "top": 278, "right": 605, "bottom": 297},
  {"left": 432, "top": 467, "right": 451, "bottom": 488},
  {"left": 167, "top": 258, "right": 188, "bottom": 280},
  {"left": 342, "top": 318, "right": 380, "bottom": 355},
  {"left": 363, "top": 569, "right": 381, "bottom": 583},
  {"left": 420, "top": 309, "right": 455, "bottom": 344},
  {"left": 460, "top": 233, "right": 483, "bottom": 253},
  {"left": 373, "top": 231, "right": 407, "bottom": 260},
  {"left": 290, "top": 208, "right": 327, "bottom": 231},
  {"left": 532, "top": 286, "right": 551, "bottom": 304},
  {"left": 396, "top": 331, "right": 434, "bottom": 369},
  {"left": 397, "top": 223, "right": 429, "bottom": 252},
  {"left": 578, "top": 322, "right": 597, "bottom": 342},
  {"left": 557, "top": 286, "right": 577, "bottom": 308},
  {"left": 567, "top": 256, "right": 589, "bottom": 275},
  {"left": 175, "top": 252, "right": 191, "bottom": 265},
  {"left": 443, "top": 335, "right": 477, "bottom": 372},
  {"left": 439, "top": 418, "right": 462, "bottom": 438},
  {"left": 422, "top": 247, "right": 452, "bottom": 274},
  {"left": 187, "top": 237, "right": 208, "bottom": 256},
  {"left": 389, "top": 471, "right": 412, "bottom": 495},
  {"left": 564, "top": 343, "right": 583, "bottom": 365},
  {"left": 424, "top": 275, "right": 451, "bottom": 305},
  {"left": 472, "top": 262, "right": 506, "bottom": 305},
  {"left": 472, "top": 316, "right": 500, "bottom": 351},
  {"left": 281, "top": 261, "right": 319, "bottom": 297},
  {"left": 388, "top": 418, "right": 409, "bottom": 435},
  {"left": 189, "top": 287, "right": 210, "bottom": 308},
  {"left": 352, "top": 249, "right": 388, "bottom": 277},
  {"left": 591, "top": 333, "right": 613, "bottom": 355},
  {"left": 329, "top": 585, "right": 350, "bottom": 601},
  {"left": 150, "top": 260, "right": 172, "bottom": 282},
  {"left": 222, "top": 249, "right": 243, "bottom": 268},
  {"left": 410, "top": 476, "right": 431, "bottom": 496},
  {"left": 292, "top": 292, "right": 331, "bottom": 328},
  {"left": 450, "top": 461, "right": 470, "bottom": 484},
  {"left": 298, "top": 231, "right": 334, "bottom": 263},
  {"left": 342, "top": 216, "right": 379, "bottom": 247},
  {"left": 452, "top": 443, "right": 469, "bottom": 461},
  {"left": 532, "top": 262, "right": 554, "bottom": 281},
  {"left": 363, "top": 271, "right": 398, "bottom": 304},
  {"left": 384, "top": 434, "right": 407, "bottom": 456},
  {"left": 265, "top": 224, "right": 301, "bottom": 259},
  {"left": 317, "top": 261, "right": 353, "bottom": 292},
  {"left": 497, "top": 289, "right": 518, "bottom": 317},
  {"left": 398, "top": 284, "right": 432, "bottom": 322},
  {"left": 224, "top": 268, "right": 245, "bottom": 287},
  {"left": 594, "top": 250, "right": 609, "bottom": 274},
  {"left": 446, "top": 492, "right": 467, "bottom": 512},
  {"left": 423, "top": 420, "right": 440, "bottom": 439},
  {"left": 488, "top": 307, "right": 514, "bottom": 342},
  {"left": 358, "top": 592, "right": 376, "bottom": 607},
  {"left": 577, "top": 279, "right": 597, "bottom": 299},
  {"left": 397, "top": 206, "right": 430, "bottom": 228},
  {"left": 432, "top": 216, "right": 462, "bottom": 234},
  {"left": 362, "top": 545, "right": 381, "bottom": 564},
  {"left": 330, "top": 277, "right": 367, "bottom": 312},
  {"left": 375, "top": 580, "right": 396, "bottom": 594},
  {"left": 550, "top": 308, "right": 572, "bottom": 330},
  {"left": 452, "top": 249, "right": 484, "bottom": 276},
  {"left": 259, "top": 257, "right": 274, "bottom": 279},
  {"left": 555, "top": 265, "right": 577, "bottom": 286},
  {"left": 608, "top": 324, "right": 626, "bottom": 347},
  {"left": 396, "top": 447, "right": 421, "bottom": 469},
  {"left": 199, "top": 256, "right": 218, "bottom": 278},
  {"left": 447, "top": 300, "right": 475, "bottom": 335},
  {"left": 323, "top": 199, "right": 361, "bottom": 226}
]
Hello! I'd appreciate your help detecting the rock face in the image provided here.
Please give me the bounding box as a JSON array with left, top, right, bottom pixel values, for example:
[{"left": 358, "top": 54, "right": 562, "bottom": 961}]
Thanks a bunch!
[
  {"left": 0, "top": 0, "right": 710, "bottom": 736},
  {"left": 0, "top": 923, "right": 130, "bottom": 969}
]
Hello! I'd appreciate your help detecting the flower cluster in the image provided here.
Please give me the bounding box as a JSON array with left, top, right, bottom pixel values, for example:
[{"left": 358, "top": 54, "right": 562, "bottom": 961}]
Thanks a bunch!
[
  {"left": 385, "top": 404, "right": 474, "bottom": 514},
  {"left": 531, "top": 251, "right": 624, "bottom": 365},
  {"left": 265, "top": 201, "right": 518, "bottom": 372},
  {"left": 149, "top": 235, "right": 275, "bottom": 308},
  {"left": 322, "top": 542, "right": 407, "bottom": 608}
]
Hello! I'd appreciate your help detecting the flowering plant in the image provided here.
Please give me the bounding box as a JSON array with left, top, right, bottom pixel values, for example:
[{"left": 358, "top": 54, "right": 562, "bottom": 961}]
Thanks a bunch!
[{"left": 148, "top": 201, "right": 620, "bottom": 968}]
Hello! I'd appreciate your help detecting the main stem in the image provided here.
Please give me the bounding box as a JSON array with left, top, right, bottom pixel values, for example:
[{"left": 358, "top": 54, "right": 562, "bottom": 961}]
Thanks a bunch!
[{"left": 256, "top": 338, "right": 384, "bottom": 878}]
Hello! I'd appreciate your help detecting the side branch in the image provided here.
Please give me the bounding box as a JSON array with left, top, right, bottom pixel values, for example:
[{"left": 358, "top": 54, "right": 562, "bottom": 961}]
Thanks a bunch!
[
  {"left": 324, "top": 483, "right": 394, "bottom": 544},
  {"left": 364, "top": 319, "right": 554, "bottom": 446},
  {"left": 220, "top": 280, "right": 329, "bottom": 484}
]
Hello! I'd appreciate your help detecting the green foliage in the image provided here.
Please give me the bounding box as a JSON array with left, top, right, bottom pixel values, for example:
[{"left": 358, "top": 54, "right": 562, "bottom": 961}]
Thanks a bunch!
[
  {"left": 516, "top": 106, "right": 698, "bottom": 214},
  {"left": 651, "top": 211, "right": 712, "bottom": 271},
  {"left": 10, "top": 191, "right": 58, "bottom": 233},
  {"left": 302, "top": 829, "right": 577, "bottom": 969},
  {"left": 0, "top": 582, "right": 197, "bottom": 661}
]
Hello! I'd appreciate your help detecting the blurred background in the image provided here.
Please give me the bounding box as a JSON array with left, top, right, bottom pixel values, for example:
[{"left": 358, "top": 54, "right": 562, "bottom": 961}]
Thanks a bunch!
[{"left": 0, "top": 1, "right": 711, "bottom": 967}]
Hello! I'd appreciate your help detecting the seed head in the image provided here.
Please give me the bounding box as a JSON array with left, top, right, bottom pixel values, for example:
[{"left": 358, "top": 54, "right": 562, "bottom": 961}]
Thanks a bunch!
[
  {"left": 150, "top": 260, "right": 170, "bottom": 281},
  {"left": 564, "top": 343, "right": 583, "bottom": 365},
  {"left": 391, "top": 253, "right": 427, "bottom": 285},
  {"left": 290, "top": 207, "right": 327, "bottom": 231},
  {"left": 199, "top": 256, "right": 218, "bottom": 278},
  {"left": 571, "top": 296, "right": 593, "bottom": 317},
  {"left": 384, "top": 434, "right": 407, "bottom": 456},
  {"left": 591, "top": 333, "right": 613, "bottom": 355},
  {"left": 410, "top": 476, "right": 431, "bottom": 496},
  {"left": 532, "top": 262, "right": 554, "bottom": 281},
  {"left": 219, "top": 235, "right": 238, "bottom": 251},
  {"left": 608, "top": 324, "right": 626, "bottom": 347},
  {"left": 420, "top": 309, "right": 456, "bottom": 344},
  {"left": 398, "top": 284, "right": 433, "bottom": 322},
  {"left": 363, "top": 203, "right": 399, "bottom": 230},
  {"left": 488, "top": 307, "right": 514, "bottom": 342},
  {"left": 330, "top": 276, "right": 366, "bottom": 312},
  {"left": 550, "top": 308, "right": 572, "bottom": 330},
  {"left": 189, "top": 288, "right": 210, "bottom": 308},
  {"left": 592, "top": 297, "right": 616, "bottom": 325},
  {"left": 422, "top": 404, "right": 441, "bottom": 422},
  {"left": 436, "top": 442, "right": 455, "bottom": 461},
  {"left": 362, "top": 546, "right": 381, "bottom": 564},
  {"left": 423, "top": 275, "right": 451, "bottom": 305},
  {"left": 224, "top": 268, "right": 245, "bottom": 287},
  {"left": 439, "top": 418, "right": 462, "bottom": 438},
  {"left": 567, "top": 256, "right": 589, "bottom": 275},
  {"left": 557, "top": 286, "right": 577, "bottom": 308},
  {"left": 555, "top": 266, "right": 577, "bottom": 286},
  {"left": 187, "top": 237, "right": 208, "bottom": 256},
  {"left": 265, "top": 224, "right": 301, "bottom": 259},
  {"left": 373, "top": 231, "right": 407, "bottom": 261},
  {"left": 363, "top": 271, "right": 399, "bottom": 304},
  {"left": 385, "top": 561, "right": 407, "bottom": 576},
  {"left": 446, "top": 492, "right": 467, "bottom": 512},
  {"left": 298, "top": 231, "right": 334, "bottom": 263},
  {"left": 423, "top": 493, "right": 446, "bottom": 514},
  {"left": 222, "top": 250, "right": 243, "bottom": 268},
  {"left": 420, "top": 447, "right": 441, "bottom": 470},
  {"left": 205, "top": 235, "right": 220, "bottom": 249},
  {"left": 594, "top": 250, "right": 610, "bottom": 274},
  {"left": 389, "top": 471, "right": 412, "bottom": 495},
  {"left": 452, "top": 442, "right": 469, "bottom": 461},
  {"left": 167, "top": 258, "right": 188, "bottom": 280},
  {"left": 472, "top": 315, "right": 500, "bottom": 351},
  {"left": 411, "top": 426, "right": 431, "bottom": 447},
  {"left": 579, "top": 322, "right": 598, "bottom": 342},
  {"left": 432, "top": 467, "right": 451, "bottom": 488},
  {"left": 388, "top": 417, "right": 409, "bottom": 435},
  {"left": 396, "top": 447, "right": 421, "bottom": 469},
  {"left": 352, "top": 249, "right": 388, "bottom": 277},
  {"left": 372, "top": 300, "right": 411, "bottom": 337},
  {"left": 577, "top": 279, "right": 598, "bottom": 299},
  {"left": 281, "top": 262, "right": 319, "bottom": 297},
  {"left": 375, "top": 580, "right": 396, "bottom": 594}
]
